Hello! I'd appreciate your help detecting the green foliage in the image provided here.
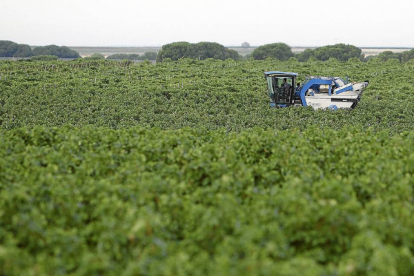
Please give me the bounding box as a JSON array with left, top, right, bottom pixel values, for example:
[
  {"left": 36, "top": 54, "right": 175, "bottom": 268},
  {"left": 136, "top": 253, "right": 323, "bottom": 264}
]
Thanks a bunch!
[
  {"left": 85, "top": 53, "right": 106, "bottom": 60},
  {"left": 297, "top": 49, "right": 315, "bottom": 62},
  {"left": 376, "top": 49, "right": 414, "bottom": 63},
  {"left": 107, "top": 52, "right": 157, "bottom": 61},
  {"left": 401, "top": 49, "right": 414, "bottom": 62},
  {"left": 13, "top": 44, "right": 33, "bottom": 57},
  {"left": 157, "top": 41, "right": 241, "bottom": 62},
  {"left": 141, "top": 52, "right": 157, "bottom": 60},
  {"left": 363, "top": 55, "right": 378, "bottom": 62},
  {"left": 377, "top": 51, "right": 402, "bottom": 62},
  {"left": 297, "top": 44, "right": 362, "bottom": 62},
  {"left": 1, "top": 59, "right": 414, "bottom": 133},
  {"left": 251, "top": 43, "right": 294, "bottom": 61},
  {"left": 1, "top": 58, "right": 414, "bottom": 274},
  {"left": 0, "top": 41, "right": 17, "bottom": 57},
  {"left": 157, "top": 41, "right": 191, "bottom": 62},
  {"left": 32, "top": 45, "right": 80, "bottom": 58},
  {"left": 186, "top": 42, "right": 240, "bottom": 61},
  {"left": 107, "top": 53, "right": 141, "bottom": 60},
  {"left": 0, "top": 126, "right": 413, "bottom": 274},
  {"left": 29, "top": 55, "right": 59, "bottom": 61},
  {"left": 0, "top": 40, "right": 33, "bottom": 57}
]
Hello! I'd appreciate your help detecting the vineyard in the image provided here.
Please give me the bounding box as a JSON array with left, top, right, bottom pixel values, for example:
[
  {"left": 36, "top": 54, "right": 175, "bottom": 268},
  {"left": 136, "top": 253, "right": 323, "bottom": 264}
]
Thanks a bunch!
[{"left": 1, "top": 58, "right": 414, "bottom": 275}]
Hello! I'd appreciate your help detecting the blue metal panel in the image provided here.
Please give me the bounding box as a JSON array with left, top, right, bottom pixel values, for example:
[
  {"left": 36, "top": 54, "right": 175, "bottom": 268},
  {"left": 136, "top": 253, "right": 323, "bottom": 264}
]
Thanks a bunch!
[{"left": 299, "top": 79, "right": 332, "bottom": 106}]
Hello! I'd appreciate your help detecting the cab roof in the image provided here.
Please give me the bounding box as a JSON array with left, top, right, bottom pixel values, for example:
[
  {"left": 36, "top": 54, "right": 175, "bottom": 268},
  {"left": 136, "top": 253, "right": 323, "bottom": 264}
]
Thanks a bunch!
[{"left": 264, "top": 71, "right": 298, "bottom": 77}]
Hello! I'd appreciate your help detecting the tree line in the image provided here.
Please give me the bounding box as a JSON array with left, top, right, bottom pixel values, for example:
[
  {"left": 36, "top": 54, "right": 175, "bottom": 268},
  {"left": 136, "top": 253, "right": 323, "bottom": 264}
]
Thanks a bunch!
[
  {"left": 0, "top": 41, "right": 158, "bottom": 61},
  {"left": 2, "top": 39, "right": 414, "bottom": 63},
  {"left": 373, "top": 50, "right": 414, "bottom": 62},
  {"left": 251, "top": 43, "right": 414, "bottom": 63},
  {"left": 0, "top": 41, "right": 80, "bottom": 58},
  {"left": 156, "top": 42, "right": 414, "bottom": 63}
]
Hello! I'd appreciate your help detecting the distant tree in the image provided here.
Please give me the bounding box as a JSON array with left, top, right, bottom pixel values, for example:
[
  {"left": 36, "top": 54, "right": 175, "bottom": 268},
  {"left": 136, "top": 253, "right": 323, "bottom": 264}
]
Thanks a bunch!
[
  {"left": 362, "top": 55, "right": 376, "bottom": 62},
  {"left": 377, "top": 51, "right": 402, "bottom": 62},
  {"left": 401, "top": 49, "right": 414, "bottom": 62},
  {"left": 0, "top": 41, "right": 18, "bottom": 57},
  {"left": 32, "top": 45, "right": 80, "bottom": 58},
  {"left": 0, "top": 41, "right": 34, "bottom": 57},
  {"left": 157, "top": 42, "right": 191, "bottom": 62},
  {"left": 141, "top": 52, "right": 157, "bottom": 60},
  {"left": 296, "top": 44, "right": 362, "bottom": 62},
  {"left": 85, "top": 53, "right": 105, "bottom": 60},
  {"left": 296, "top": 49, "right": 315, "bottom": 62},
  {"left": 0, "top": 40, "right": 34, "bottom": 57},
  {"left": 365, "top": 56, "right": 381, "bottom": 63},
  {"left": 157, "top": 41, "right": 240, "bottom": 62},
  {"left": 241, "top": 42, "right": 250, "bottom": 48},
  {"left": 30, "top": 55, "right": 59, "bottom": 61},
  {"left": 107, "top": 54, "right": 141, "bottom": 60},
  {"left": 14, "top": 44, "right": 33, "bottom": 57},
  {"left": 228, "top": 49, "right": 241, "bottom": 60},
  {"left": 107, "top": 54, "right": 124, "bottom": 60},
  {"left": 251, "top": 43, "right": 293, "bottom": 61},
  {"left": 186, "top": 42, "right": 241, "bottom": 60}
]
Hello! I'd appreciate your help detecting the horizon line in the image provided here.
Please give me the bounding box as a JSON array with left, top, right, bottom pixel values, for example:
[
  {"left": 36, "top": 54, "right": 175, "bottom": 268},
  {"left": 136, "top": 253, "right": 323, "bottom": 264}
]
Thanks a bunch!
[{"left": 60, "top": 45, "right": 414, "bottom": 49}]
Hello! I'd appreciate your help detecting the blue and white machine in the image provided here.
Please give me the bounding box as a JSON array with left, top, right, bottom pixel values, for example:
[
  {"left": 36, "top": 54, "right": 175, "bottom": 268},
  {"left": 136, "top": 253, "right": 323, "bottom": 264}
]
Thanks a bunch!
[{"left": 265, "top": 71, "right": 369, "bottom": 110}]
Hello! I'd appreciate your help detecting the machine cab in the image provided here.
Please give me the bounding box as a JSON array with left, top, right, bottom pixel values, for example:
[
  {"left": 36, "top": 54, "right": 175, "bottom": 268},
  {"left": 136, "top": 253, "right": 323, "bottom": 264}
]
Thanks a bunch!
[{"left": 264, "top": 71, "right": 298, "bottom": 108}]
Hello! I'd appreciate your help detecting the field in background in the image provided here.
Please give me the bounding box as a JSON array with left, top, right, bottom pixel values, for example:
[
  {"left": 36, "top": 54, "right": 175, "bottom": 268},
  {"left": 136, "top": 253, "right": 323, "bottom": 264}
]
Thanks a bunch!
[{"left": 69, "top": 46, "right": 413, "bottom": 57}]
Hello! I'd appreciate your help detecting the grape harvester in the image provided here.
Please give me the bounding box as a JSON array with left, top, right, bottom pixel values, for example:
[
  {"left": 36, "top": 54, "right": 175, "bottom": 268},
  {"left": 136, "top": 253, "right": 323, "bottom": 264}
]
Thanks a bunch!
[{"left": 265, "top": 71, "right": 369, "bottom": 110}]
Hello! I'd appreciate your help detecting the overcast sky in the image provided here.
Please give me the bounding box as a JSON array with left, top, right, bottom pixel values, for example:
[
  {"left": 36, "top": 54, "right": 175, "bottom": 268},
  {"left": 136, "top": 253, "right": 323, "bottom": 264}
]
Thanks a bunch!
[{"left": 1, "top": 0, "right": 413, "bottom": 47}]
